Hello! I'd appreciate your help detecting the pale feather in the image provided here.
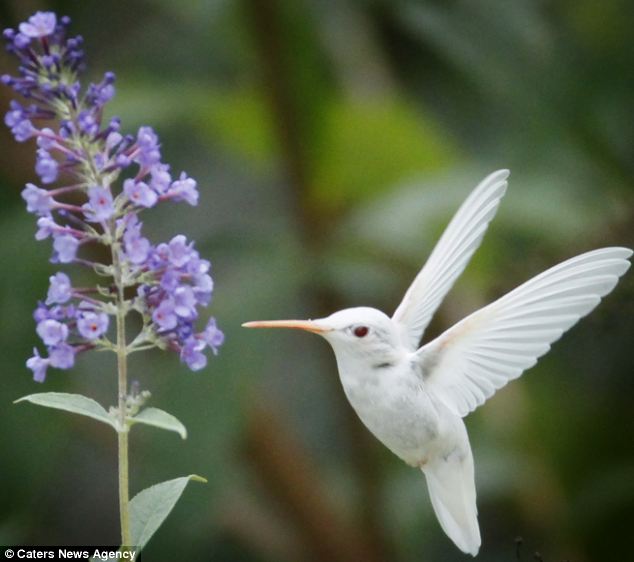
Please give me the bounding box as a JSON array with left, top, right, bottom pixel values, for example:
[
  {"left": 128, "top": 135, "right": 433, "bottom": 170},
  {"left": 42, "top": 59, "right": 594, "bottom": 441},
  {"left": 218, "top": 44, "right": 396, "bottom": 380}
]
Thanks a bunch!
[
  {"left": 423, "top": 427, "right": 480, "bottom": 556},
  {"left": 393, "top": 170, "right": 509, "bottom": 350},
  {"left": 416, "top": 247, "right": 632, "bottom": 417}
]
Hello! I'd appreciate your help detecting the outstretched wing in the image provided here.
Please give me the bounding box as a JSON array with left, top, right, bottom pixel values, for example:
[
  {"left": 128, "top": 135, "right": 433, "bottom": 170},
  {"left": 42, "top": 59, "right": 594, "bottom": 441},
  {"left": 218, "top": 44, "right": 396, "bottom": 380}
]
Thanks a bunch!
[
  {"left": 393, "top": 170, "right": 510, "bottom": 350},
  {"left": 416, "top": 247, "right": 632, "bottom": 417}
]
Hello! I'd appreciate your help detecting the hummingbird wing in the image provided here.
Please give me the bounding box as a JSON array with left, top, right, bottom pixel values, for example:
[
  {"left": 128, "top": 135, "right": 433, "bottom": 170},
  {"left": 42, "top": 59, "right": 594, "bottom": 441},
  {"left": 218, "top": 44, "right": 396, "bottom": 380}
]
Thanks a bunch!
[
  {"left": 415, "top": 247, "right": 632, "bottom": 417},
  {"left": 392, "top": 169, "right": 509, "bottom": 350}
]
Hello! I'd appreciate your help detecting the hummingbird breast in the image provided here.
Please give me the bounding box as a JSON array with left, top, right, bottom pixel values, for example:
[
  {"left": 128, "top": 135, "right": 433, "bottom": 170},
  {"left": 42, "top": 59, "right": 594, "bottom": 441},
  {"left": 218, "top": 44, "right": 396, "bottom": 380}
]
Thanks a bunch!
[{"left": 337, "top": 358, "right": 442, "bottom": 466}]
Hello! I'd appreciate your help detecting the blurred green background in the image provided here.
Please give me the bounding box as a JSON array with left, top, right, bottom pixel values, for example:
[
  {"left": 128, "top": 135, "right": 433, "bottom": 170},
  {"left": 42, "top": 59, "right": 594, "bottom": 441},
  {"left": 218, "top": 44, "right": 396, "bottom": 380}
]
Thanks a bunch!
[{"left": 1, "top": 1, "right": 633, "bottom": 561}]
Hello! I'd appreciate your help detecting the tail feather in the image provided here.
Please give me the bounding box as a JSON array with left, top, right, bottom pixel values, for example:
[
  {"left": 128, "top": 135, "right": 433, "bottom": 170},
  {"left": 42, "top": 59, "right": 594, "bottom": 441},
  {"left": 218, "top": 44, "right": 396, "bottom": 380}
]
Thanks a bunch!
[{"left": 422, "top": 445, "right": 480, "bottom": 556}]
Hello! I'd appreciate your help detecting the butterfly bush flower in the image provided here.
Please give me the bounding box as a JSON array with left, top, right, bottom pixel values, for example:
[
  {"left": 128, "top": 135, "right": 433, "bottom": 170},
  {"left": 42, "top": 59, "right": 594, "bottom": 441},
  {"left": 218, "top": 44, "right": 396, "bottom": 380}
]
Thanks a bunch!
[{"left": 2, "top": 12, "right": 224, "bottom": 382}]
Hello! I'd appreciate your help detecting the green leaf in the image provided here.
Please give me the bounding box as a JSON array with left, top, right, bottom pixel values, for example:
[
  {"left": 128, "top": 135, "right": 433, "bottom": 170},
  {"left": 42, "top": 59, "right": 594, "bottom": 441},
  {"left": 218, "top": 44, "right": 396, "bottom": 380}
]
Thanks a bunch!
[
  {"left": 128, "top": 407, "right": 187, "bottom": 439},
  {"left": 14, "top": 392, "right": 116, "bottom": 429},
  {"left": 129, "top": 475, "right": 206, "bottom": 551}
]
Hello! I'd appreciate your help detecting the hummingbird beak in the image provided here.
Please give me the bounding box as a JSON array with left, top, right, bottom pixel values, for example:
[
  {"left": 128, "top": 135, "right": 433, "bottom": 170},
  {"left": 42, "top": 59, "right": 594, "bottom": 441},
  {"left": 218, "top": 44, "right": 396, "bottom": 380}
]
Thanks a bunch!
[{"left": 242, "top": 319, "right": 333, "bottom": 334}]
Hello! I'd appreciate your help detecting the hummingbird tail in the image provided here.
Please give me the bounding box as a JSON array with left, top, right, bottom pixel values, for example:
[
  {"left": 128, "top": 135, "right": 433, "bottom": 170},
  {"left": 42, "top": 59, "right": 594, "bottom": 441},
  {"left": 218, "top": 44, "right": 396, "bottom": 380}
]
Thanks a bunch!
[{"left": 422, "top": 445, "right": 481, "bottom": 556}]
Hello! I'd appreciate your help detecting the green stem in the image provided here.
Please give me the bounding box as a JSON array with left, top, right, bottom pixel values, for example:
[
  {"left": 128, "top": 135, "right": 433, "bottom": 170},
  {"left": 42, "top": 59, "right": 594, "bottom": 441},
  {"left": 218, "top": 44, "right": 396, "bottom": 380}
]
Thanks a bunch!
[
  {"left": 112, "top": 239, "right": 132, "bottom": 548},
  {"left": 118, "top": 423, "right": 131, "bottom": 547},
  {"left": 62, "top": 86, "right": 132, "bottom": 548}
]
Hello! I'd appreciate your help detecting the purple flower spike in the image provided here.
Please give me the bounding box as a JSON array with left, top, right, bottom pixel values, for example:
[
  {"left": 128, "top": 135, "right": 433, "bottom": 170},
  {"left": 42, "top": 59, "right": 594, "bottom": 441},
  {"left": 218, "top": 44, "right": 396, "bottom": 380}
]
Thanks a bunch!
[
  {"left": 46, "top": 272, "right": 72, "bottom": 304},
  {"left": 77, "top": 309, "right": 109, "bottom": 340},
  {"left": 26, "top": 349, "right": 49, "bottom": 383},
  {"left": 18, "top": 11, "right": 57, "bottom": 38},
  {"left": 36, "top": 319, "right": 69, "bottom": 346},
  {"left": 4, "top": 11, "right": 223, "bottom": 382}
]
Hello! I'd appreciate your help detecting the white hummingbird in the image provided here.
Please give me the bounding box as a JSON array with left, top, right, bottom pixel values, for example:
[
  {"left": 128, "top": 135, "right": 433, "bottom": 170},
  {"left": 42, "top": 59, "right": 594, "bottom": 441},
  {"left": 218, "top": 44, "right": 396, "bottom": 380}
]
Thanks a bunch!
[{"left": 243, "top": 170, "right": 632, "bottom": 556}]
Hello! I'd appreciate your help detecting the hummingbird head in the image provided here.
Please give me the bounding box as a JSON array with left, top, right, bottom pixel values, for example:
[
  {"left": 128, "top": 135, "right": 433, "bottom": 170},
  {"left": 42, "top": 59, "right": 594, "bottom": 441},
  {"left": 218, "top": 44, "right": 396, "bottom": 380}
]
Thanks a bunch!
[{"left": 243, "top": 306, "right": 405, "bottom": 367}]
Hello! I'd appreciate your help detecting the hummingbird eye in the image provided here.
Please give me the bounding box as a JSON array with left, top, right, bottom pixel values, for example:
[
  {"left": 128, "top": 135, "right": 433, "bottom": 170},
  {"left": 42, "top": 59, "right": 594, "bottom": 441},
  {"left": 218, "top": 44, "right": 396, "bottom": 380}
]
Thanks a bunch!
[{"left": 353, "top": 326, "right": 369, "bottom": 338}]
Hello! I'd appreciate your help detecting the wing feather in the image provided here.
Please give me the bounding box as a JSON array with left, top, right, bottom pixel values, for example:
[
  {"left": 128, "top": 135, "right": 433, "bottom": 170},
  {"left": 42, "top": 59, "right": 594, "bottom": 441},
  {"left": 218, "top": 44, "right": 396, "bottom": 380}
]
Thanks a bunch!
[
  {"left": 393, "top": 170, "right": 510, "bottom": 350},
  {"left": 417, "top": 247, "right": 632, "bottom": 417}
]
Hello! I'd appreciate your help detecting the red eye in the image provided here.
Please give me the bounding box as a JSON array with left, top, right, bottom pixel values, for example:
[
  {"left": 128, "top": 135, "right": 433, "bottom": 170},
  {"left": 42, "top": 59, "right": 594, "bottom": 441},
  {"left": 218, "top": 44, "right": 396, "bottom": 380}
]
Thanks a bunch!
[{"left": 353, "top": 326, "right": 369, "bottom": 338}]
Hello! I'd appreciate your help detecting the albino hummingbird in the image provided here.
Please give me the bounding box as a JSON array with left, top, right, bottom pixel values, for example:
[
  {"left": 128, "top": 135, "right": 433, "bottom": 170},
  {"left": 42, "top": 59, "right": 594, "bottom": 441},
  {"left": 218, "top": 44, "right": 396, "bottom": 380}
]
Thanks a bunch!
[{"left": 243, "top": 170, "right": 632, "bottom": 556}]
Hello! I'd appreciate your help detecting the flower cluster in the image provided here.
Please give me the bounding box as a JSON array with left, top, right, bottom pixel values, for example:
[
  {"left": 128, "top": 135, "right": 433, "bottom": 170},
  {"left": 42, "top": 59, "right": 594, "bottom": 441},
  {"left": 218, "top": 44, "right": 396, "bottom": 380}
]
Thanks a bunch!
[
  {"left": 28, "top": 271, "right": 107, "bottom": 381},
  {"left": 3, "top": 12, "right": 223, "bottom": 381}
]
